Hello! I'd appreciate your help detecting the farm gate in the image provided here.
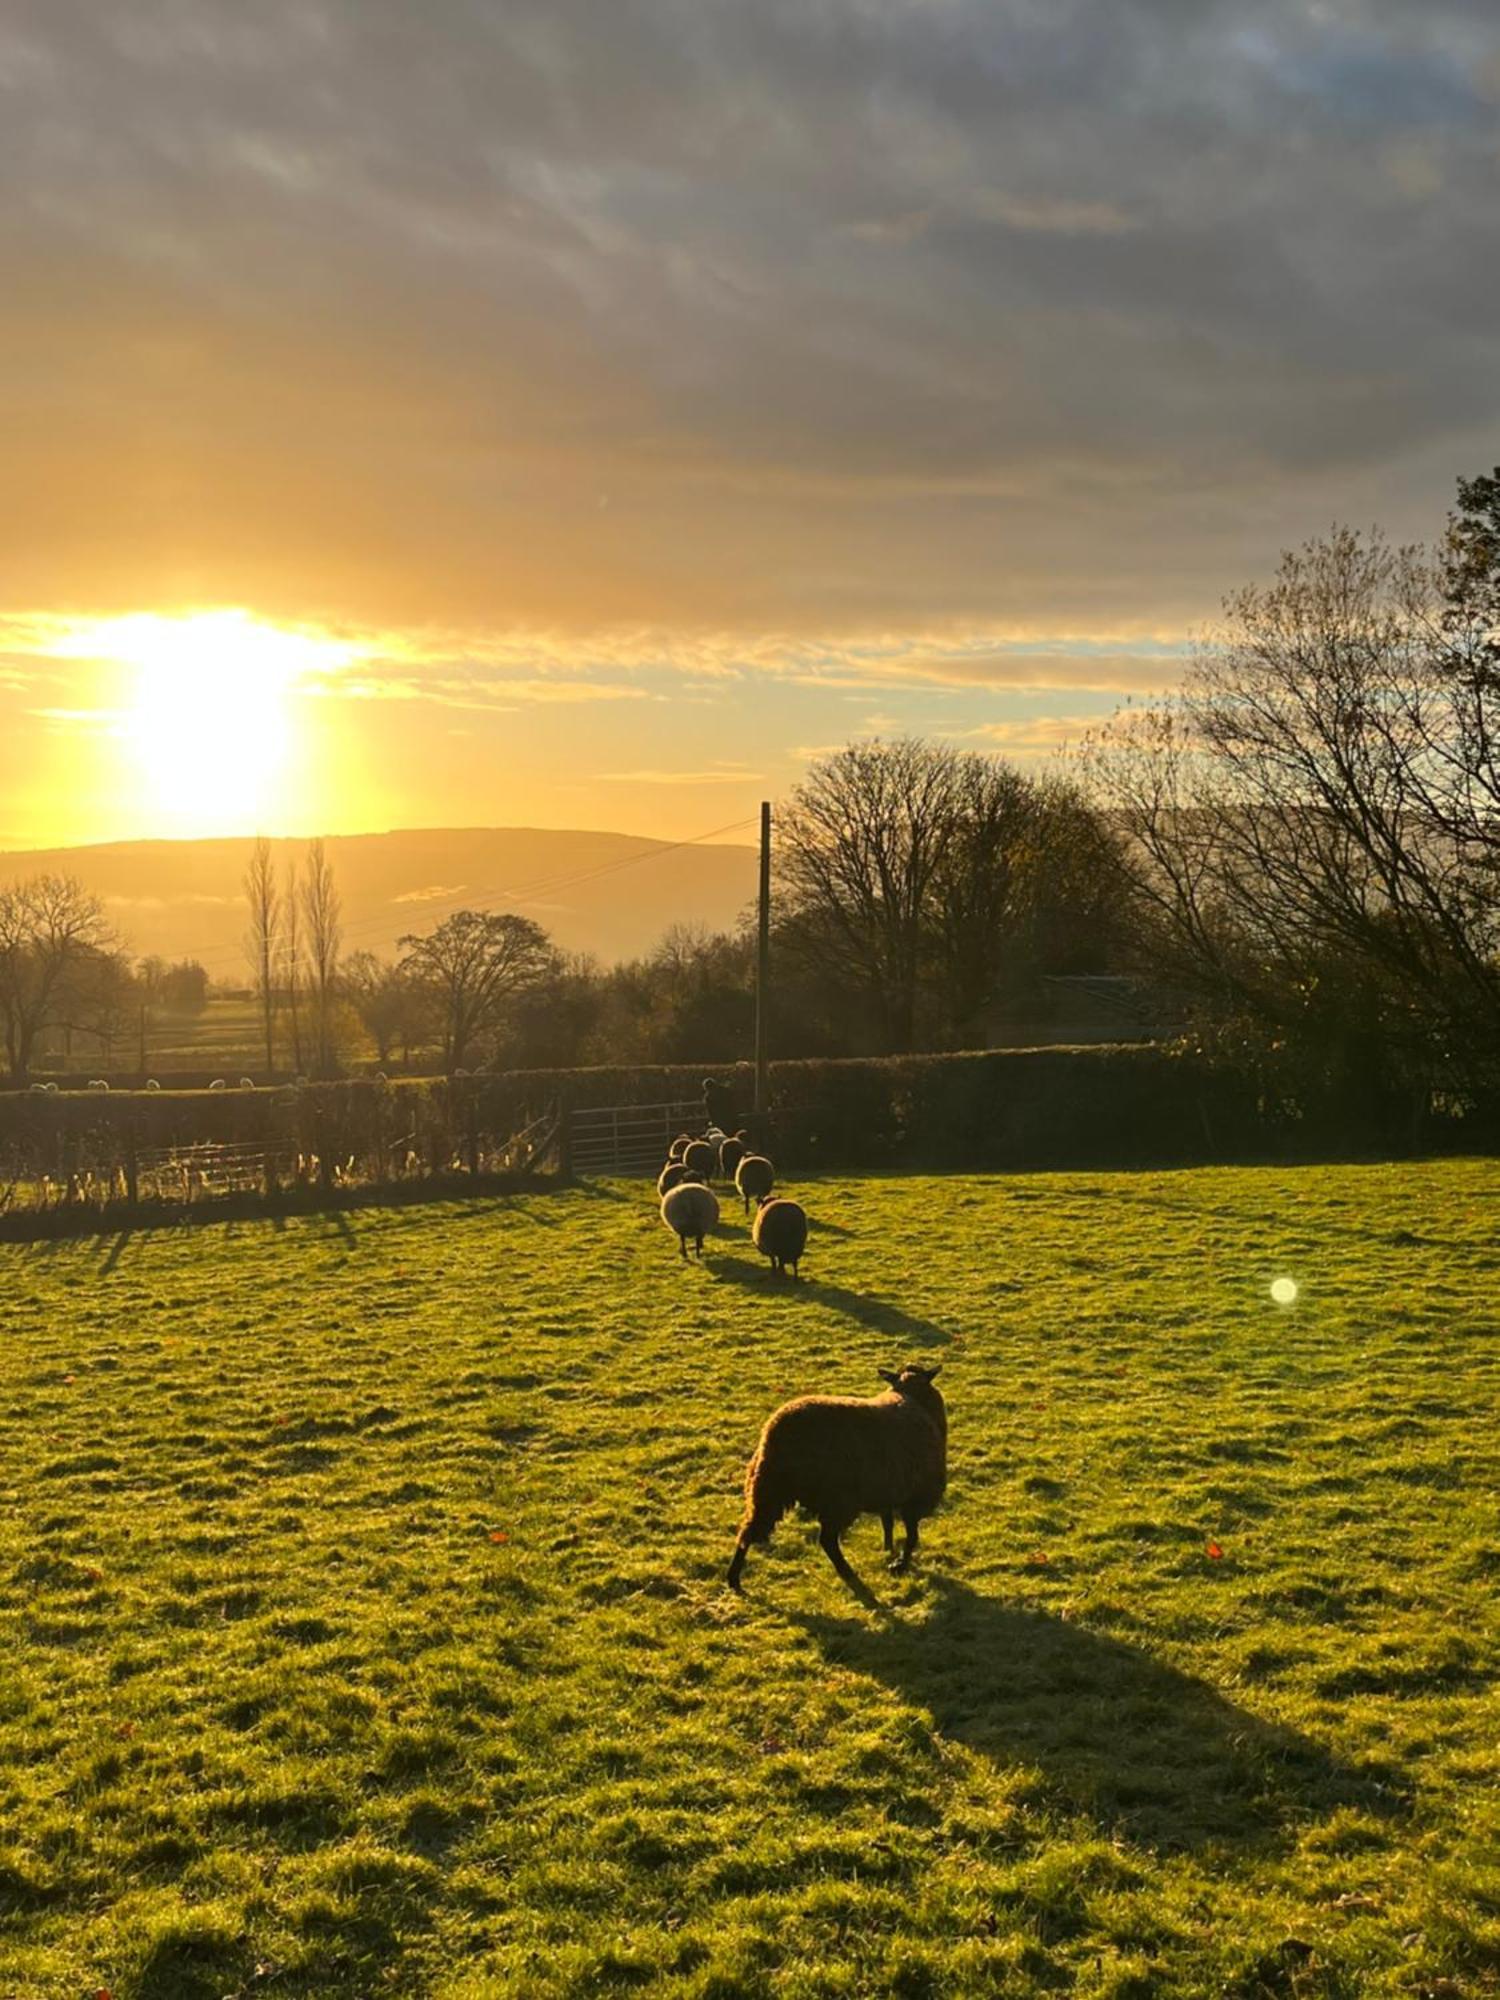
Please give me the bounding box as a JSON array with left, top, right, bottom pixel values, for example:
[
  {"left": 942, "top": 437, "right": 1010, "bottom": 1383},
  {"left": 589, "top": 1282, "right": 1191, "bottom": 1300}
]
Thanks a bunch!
[{"left": 567, "top": 1099, "right": 704, "bottom": 1177}]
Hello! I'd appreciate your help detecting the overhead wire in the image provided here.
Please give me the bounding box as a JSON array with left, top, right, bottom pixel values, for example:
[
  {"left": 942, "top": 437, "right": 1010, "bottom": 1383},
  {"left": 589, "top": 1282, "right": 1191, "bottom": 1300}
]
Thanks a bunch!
[{"left": 180, "top": 812, "right": 762, "bottom": 978}]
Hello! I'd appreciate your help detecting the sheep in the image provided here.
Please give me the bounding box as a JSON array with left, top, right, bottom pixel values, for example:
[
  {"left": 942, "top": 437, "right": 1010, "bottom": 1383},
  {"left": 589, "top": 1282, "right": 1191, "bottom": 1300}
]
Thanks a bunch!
[
  {"left": 727, "top": 1365, "right": 946, "bottom": 1592},
  {"left": 734, "top": 1152, "right": 775, "bottom": 1212},
  {"left": 667, "top": 1133, "right": 692, "bottom": 1163},
  {"left": 238, "top": 1076, "right": 256, "bottom": 1090},
  {"left": 145, "top": 1078, "right": 161, "bottom": 1091},
  {"left": 718, "top": 1129, "right": 750, "bottom": 1180},
  {"left": 657, "top": 1159, "right": 689, "bottom": 1198},
  {"left": 752, "top": 1196, "right": 808, "bottom": 1279},
  {"left": 661, "top": 1180, "right": 719, "bottom": 1260},
  {"left": 682, "top": 1138, "right": 716, "bottom": 1180},
  {"left": 88, "top": 1079, "right": 110, "bottom": 1092},
  {"left": 209, "top": 1078, "right": 227, "bottom": 1091}
]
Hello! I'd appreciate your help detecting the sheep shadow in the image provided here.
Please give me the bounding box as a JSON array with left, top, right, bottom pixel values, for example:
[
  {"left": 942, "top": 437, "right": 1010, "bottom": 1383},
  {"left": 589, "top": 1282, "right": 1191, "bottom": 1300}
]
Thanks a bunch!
[
  {"left": 794, "top": 1576, "right": 1407, "bottom": 1854},
  {"left": 707, "top": 1253, "right": 951, "bottom": 1350}
]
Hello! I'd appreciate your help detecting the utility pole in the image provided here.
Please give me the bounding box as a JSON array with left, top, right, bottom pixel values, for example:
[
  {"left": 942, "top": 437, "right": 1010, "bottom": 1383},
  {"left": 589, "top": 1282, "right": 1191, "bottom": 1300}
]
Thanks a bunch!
[{"left": 754, "top": 800, "right": 771, "bottom": 1115}]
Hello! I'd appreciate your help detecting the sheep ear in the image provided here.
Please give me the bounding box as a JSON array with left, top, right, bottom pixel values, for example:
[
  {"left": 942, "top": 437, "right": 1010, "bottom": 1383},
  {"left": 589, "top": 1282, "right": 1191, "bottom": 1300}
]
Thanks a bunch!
[
  {"left": 923, "top": 1365, "right": 941, "bottom": 1382},
  {"left": 877, "top": 1368, "right": 900, "bottom": 1387}
]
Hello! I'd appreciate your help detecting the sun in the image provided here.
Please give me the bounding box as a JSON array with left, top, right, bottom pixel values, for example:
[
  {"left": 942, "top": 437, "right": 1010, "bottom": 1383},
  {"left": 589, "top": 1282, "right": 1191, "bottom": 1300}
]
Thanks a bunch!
[{"left": 69, "top": 611, "right": 354, "bottom": 834}]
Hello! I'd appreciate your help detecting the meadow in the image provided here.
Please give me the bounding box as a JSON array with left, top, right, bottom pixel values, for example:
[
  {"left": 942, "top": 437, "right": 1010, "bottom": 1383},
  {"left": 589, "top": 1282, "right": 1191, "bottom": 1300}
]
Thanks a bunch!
[{"left": 0, "top": 1162, "right": 1496, "bottom": 1998}]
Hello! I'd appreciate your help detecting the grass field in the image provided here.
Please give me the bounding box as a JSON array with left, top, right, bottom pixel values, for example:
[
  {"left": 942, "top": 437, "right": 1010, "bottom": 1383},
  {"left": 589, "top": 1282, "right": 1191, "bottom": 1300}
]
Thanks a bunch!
[{"left": 1, "top": 1163, "right": 1496, "bottom": 1998}]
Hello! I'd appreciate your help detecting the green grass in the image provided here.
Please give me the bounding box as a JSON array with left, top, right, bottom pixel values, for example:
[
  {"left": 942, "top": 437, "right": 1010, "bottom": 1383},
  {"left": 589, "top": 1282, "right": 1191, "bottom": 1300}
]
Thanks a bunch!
[{"left": 1, "top": 1162, "right": 1496, "bottom": 1998}]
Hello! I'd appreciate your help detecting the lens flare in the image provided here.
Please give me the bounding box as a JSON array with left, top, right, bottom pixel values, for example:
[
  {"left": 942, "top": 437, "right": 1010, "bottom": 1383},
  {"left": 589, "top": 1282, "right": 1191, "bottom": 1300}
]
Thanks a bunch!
[{"left": 1270, "top": 1276, "right": 1298, "bottom": 1305}]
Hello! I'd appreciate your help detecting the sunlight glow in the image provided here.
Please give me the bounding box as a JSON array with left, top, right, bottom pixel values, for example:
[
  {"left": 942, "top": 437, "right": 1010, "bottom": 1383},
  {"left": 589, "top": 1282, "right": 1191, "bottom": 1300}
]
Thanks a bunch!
[
  {"left": 50, "top": 611, "right": 358, "bottom": 835},
  {"left": 1270, "top": 1276, "right": 1299, "bottom": 1305}
]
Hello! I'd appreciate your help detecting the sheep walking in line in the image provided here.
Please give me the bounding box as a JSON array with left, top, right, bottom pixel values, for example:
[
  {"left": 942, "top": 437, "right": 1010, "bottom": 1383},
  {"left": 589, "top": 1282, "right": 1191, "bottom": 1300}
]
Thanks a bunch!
[
  {"left": 727, "top": 1365, "right": 946, "bottom": 1592},
  {"left": 718, "top": 1130, "right": 750, "bottom": 1180},
  {"left": 667, "top": 1134, "right": 692, "bottom": 1163},
  {"left": 661, "top": 1179, "right": 719, "bottom": 1260},
  {"left": 682, "top": 1138, "right": 716, "bottom": 1180},
  {"left": 752, "top": 1196, "right": 807, "bottom": 1279},
  {"left": 734, "top": 1152, "right": 775, "bottom": 1213},
  {"left": 657, "top": 1159, "right": 689, "bottom": 1198}
]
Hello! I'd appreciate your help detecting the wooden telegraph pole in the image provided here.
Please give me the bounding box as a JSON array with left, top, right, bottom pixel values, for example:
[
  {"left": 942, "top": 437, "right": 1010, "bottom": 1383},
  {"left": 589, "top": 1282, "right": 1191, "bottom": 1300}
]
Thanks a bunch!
[{"left": 754, "top": 800, "right": 771, "bottom": 1115}]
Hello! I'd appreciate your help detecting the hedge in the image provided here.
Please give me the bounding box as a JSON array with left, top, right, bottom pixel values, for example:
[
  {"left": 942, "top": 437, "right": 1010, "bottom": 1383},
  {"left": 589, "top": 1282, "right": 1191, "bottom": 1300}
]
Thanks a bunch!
[{"left": 6, "top": 1041, "right": 1467, "bottom": 1212}]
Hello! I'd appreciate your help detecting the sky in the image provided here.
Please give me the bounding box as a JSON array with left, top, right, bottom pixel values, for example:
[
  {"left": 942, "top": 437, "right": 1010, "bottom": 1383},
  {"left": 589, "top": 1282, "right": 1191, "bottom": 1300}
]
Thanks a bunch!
[{"left": 2, "top": 0, "right": 1498, "bottom": 848}]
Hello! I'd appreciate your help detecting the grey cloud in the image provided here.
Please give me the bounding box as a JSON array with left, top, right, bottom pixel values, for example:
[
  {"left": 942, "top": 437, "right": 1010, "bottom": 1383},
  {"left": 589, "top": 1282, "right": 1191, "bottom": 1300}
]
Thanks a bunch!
[{"left": 2, "top": 0, "right": 1497, "bottom": 633}]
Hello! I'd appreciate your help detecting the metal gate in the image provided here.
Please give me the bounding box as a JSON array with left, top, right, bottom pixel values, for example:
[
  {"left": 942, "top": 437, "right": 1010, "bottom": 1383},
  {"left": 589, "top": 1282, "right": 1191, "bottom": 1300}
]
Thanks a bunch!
[{"left": 568, "top": 1099, "right": 704, "bottom": 1177}]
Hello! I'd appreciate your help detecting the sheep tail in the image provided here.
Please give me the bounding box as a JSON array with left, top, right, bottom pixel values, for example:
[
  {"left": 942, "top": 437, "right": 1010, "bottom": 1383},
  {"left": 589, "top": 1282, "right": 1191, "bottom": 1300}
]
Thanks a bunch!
[{"left": 727, "top": 1451, "right": 795, "bottom": 1589}]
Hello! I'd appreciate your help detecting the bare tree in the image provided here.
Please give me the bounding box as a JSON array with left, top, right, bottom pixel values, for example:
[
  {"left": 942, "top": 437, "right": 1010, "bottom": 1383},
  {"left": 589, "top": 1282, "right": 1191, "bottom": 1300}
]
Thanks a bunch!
[
  {"left": 243, "top": 837, "right": 280, "bottom": 1076},
  {"left": 0, "top": 875, "right": 119, "bottom": 1083},
  {"left": 398, "top": 909, "right": 556, "bottom": 1072},
  {"left": 342, "top": 951, "right": 420, "bottom": 1067},
  {"left": 301, "top": 839, "right": 342, "bottom": 1077},
  {"left": 776, "top": 739, "right": 1124, "bottom": 1052},
  {"left": 1083, "top": 524, "right": 1500, "bottom": 1102},
  {"left": 282, "top": 859, "right": 304, "bottom": 1075},
  {"left": 776, "top": 740, "right": 962, "bottom": 1053}
]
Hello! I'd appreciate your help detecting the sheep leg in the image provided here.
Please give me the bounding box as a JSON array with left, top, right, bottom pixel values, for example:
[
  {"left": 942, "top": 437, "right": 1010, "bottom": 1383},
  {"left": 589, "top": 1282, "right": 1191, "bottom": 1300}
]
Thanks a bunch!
[
  {"left": 817, "top": 1520, "right": 861, "bottom": 1587},
  {"left": 727, "top": 1543, "right": 748, "bottom": 1591},
  {"left": 893, "top": 1510, "right": 922, "bottom": 1572},
  {"left": 695, "top": 1234, "right": 705, "bottom": 1258},
  {"left": 881, "top": 1512, "right": 895, "bottom": 1554},
  {"left": 678, "top": 1234, "right": 688, "bottom": 1260}
]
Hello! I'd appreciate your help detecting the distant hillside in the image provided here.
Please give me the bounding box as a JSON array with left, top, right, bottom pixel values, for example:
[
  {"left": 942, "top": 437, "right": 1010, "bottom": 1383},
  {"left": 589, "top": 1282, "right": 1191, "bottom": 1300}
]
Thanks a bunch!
[{"left": 0, "top": 828, "right": 759, "bottom": 971}]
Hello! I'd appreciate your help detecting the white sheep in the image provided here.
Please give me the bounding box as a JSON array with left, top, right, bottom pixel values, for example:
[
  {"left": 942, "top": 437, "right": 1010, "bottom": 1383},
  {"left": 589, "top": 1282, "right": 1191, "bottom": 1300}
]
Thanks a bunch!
[{"left": 661, "top": 1180, "right": 719, "bottom": 1260}]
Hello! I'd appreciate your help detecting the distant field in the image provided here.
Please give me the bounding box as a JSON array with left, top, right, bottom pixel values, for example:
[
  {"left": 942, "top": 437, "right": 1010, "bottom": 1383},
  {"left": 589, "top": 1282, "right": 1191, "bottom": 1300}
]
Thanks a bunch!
[
  {"left": 41, "top": 998, "right": 401, "bottom": 1080},
  {"left": 1, "top": 1164, "right": 1496, "bottom": 1997}
]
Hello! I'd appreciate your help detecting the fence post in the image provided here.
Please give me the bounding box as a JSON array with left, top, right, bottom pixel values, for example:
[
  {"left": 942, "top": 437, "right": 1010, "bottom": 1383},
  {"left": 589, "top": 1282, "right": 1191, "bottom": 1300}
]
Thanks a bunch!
[
  {"left": 556, "top": 1090, "right": 573, "bottom": 1178},
  {"left": 124, "top": 1125, "right": 139, "bottom": 1208}
]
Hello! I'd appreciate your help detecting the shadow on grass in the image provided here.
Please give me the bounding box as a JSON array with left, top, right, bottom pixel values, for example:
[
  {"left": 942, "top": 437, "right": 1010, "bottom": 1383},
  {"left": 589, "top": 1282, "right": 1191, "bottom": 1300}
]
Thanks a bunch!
[
  {"left": 796, "top": 1576, "right": 1408, "bottom": 1853},
  {"left": 571, "top": 1178, "right": 634, "bottom": 1202},
  {"left": 707, "top": 1251, "right": 951, "bottom": 1350}
]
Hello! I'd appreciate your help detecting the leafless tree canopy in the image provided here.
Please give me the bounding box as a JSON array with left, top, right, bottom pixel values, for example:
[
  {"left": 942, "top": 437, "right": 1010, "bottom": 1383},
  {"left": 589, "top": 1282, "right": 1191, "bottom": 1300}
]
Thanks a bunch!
[
  {"left": 775, "top": 739, "right": 1126, "bottom": 1053},
  {"left": 301, "top": 839, "right": 343, "bottom": 1077},
  {"left": 1081, "top": 504, "right": 1500, "bottom": 1106},
  {"left": 243, "top": 837, "right": 280, "bottom": 1076},
  {"left": 0, "top": 875, "right": 121, "bottom": 1083},
  {"left": 398, "top": 909, "right": 557, "bottom": 1072}
]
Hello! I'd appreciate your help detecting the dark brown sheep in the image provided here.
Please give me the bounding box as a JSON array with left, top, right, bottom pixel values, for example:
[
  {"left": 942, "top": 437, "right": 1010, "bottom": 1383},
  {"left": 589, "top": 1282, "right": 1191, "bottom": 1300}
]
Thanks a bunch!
[
  {"left": 734, "top": 1153, "right": 775, "bottom": 1212},
  {"left": 719, "top": 1130, "right": 749, "bottom": 1180},
  {"left": 752, "top": 1196, "right": 807, "bottom": 1278},
  {"left": 727, "top": 1365, "right": 946, "bottom": 1591},
  {"left": 657, "top": 1160, "right": 689, "bottom": 1198},
  {"left": 683, "top": 1138, "right": 716, "bottom": 1180}
]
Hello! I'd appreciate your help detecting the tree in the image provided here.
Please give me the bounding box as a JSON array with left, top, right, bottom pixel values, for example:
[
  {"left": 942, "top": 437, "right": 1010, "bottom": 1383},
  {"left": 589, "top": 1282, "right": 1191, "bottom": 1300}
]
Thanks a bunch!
[
  {"left": 776, "top": 741, "right": 962, "bottom": 1053},
  {"left": 342, "top": 951, "right": 425, "bottom": 1067},
  {"left": 301, "top": 839, "right": 342, "bottom": 1076},
  {"left": 0, "top": 875, "right": 120, "bottom": 1083},
  {"left": 282, "top": 859, "right": 304, "bottom": 1074},
  {"left": 398, "top": 910, "right": 557, "bottom": 1072},
  {"left": 243, "top": 837, "right": 280, "bottom": 1076},
  {"left": 776, "top": 739, "right": 1125, "bottom": 1053},
  {"left": 1082, "top": 521, "right": 1500, "bottom": 1115}
]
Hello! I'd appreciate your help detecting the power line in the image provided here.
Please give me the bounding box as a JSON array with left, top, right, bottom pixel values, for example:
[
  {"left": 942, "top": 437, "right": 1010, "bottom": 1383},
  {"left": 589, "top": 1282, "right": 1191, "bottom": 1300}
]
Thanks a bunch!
[{"left": 181, "top": 815, "right": 762, "bottom": 977}]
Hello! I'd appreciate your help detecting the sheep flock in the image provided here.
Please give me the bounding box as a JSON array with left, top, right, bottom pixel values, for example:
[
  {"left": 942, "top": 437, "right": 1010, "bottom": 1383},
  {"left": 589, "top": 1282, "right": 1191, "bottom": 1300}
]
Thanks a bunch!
[{"left": 647, "top": 1114, "right": 946, "bottom": 1593}]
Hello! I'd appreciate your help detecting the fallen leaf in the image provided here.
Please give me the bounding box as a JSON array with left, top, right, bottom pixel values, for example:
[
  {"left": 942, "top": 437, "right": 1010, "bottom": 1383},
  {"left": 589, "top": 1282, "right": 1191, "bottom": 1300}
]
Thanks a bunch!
[
  {"left": 488, "top": 1531, "right": 510, "bottom": 1544},
  {"left": 1029, "top": 1550, "right": 1050, "bottom": 1566},
  {"left": 1206, "top": 1540, "right": 1225, "bottom": 1560}
]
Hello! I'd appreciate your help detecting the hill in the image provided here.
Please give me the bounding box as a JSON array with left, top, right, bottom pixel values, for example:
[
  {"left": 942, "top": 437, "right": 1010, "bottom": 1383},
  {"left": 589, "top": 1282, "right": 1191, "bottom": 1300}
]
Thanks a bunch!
[{"left": 0, "top": 826, "right": 758, "bottom": 971}]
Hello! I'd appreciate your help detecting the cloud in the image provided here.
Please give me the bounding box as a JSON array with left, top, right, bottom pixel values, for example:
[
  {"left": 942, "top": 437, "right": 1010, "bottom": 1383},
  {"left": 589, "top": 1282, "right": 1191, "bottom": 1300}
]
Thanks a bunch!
[
  {"left": 595, "top": 766, "right": 763, "bottom": 785},
  {"left": 958, "top": 715, "right": 1095, "bottom": 754},
  {"left": 966, "top": 189, "right": 1138, "bottom": 235},
  {"left": 0, "top": 0, "right": 1495, "bottom": 648},
  {"left": 392, "top": 882, "right": 467, "bottom": 904}
]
